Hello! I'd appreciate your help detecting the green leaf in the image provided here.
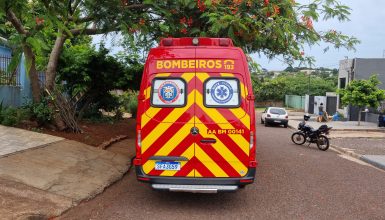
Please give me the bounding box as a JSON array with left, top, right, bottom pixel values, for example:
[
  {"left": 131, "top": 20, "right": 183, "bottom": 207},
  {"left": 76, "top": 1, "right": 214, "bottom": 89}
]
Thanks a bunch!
[{"left": 6, "top": 52, "right": 21, "bottom": 74}]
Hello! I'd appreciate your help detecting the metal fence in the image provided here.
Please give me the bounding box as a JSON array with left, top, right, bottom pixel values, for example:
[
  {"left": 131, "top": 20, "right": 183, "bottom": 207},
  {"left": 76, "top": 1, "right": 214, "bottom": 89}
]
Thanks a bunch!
[
  {"left": 285, "top": 95, "right": 305, "bottom": 109},
  {"left": 0, "top": 55, "right": 20, "bottom": 86}
]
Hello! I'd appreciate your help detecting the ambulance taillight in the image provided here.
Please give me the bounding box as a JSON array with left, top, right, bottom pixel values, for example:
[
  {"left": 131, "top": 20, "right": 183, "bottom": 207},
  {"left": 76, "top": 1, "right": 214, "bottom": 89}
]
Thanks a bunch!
[
  {"left": 134, "top": 127, "right": 142, "bottom": 166},
  {"left": 249, "top": 131, "right": 257, "bottom": 168},
  {"left": 137, "top": 129, "right": 142, "bottom": 148}
]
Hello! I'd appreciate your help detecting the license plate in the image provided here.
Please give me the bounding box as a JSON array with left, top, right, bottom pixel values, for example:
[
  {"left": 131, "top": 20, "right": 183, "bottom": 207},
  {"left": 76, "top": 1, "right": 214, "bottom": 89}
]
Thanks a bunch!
[
  {"left": 155, "top": 161, "right": 181, "bottom": 171},
  {"left": 274, "top": 120, "right": 281, "bottom": 123}
]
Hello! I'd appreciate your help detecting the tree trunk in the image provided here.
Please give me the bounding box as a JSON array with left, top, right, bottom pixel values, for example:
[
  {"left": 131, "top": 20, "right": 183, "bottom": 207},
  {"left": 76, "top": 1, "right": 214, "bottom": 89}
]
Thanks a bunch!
[
  {"left": 45, "top": 32, "right": 67, "bottom": 130},
  {"left": 45, "top": 32, "right": 66, "bottom": 91},
  {"left": 23, "top": 45, "right": 41, "bottom": 103},
  {"left": 357, "top": 107, "right": 362, "bottom": 126}
]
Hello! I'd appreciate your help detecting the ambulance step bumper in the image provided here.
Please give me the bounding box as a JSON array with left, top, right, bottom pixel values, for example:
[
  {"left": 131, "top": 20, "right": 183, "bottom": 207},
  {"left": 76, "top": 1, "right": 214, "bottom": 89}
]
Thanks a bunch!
[{"left": 151, "top": 184, "right": 238, "bottom": 193}]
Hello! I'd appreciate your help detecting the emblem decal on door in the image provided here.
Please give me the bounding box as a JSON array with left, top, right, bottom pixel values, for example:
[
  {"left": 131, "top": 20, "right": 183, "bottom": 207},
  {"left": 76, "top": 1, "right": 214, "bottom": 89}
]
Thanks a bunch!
[
  {"left": 211, "top": 81, "right": 233, "bottom": 104},
  {"left": 158, "top": 81, "right": 180, "bottom": 104}
]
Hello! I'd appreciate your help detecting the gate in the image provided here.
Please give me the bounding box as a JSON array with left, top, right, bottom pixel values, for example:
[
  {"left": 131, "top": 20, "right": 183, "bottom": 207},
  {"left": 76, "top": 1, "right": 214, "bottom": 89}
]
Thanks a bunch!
[
  {"left": 308, "top": 96, "right": 314, "bottom": 114},
  {"left": 326, "top": 96, "right": 337, "bottom": 115}
]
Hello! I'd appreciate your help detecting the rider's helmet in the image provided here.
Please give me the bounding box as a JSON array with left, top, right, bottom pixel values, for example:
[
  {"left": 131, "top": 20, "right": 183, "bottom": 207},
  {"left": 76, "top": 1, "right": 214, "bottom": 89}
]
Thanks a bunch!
[{"left": 304, "top": 114, "right": 310, "bottom": 121}]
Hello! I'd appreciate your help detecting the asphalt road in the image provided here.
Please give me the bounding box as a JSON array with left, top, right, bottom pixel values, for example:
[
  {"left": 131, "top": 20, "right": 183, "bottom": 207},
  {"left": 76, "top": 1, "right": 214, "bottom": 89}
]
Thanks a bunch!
[{"left": 59, "top": 122, "right": 385, "bottom": 220}]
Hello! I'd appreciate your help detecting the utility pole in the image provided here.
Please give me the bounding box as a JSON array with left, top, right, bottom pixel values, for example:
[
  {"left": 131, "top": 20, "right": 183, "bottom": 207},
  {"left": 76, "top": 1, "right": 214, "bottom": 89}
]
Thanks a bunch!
[{"left": 308, "top": 73, "right": 310, "bottom": 95}]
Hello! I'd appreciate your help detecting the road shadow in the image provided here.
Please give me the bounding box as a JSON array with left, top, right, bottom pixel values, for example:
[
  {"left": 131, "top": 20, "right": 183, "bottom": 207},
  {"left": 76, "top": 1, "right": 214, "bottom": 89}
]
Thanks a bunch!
[{"left": 136, "top": 181, "right": 254, "bottom": 212}]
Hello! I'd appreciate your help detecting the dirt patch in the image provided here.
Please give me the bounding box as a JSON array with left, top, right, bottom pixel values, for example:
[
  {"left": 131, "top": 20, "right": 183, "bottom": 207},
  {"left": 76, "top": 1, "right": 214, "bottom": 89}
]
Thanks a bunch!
[{"left": 22, "top": 118, "right": 136, "bottom": 147}]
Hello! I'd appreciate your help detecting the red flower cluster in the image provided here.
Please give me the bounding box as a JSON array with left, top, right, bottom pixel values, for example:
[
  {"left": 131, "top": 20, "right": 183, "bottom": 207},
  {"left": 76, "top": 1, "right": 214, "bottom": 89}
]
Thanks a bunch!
[
  {"left": 212, "top": 0, "right": 220, "bottom": 6},
  {"left": 197, "top": 0, "right": 206, "bottom": 12},
  {"left": 234, "top": 30, "right": 243, "bottom": 36},
  {"left": 232, "top": 0, "right": 242, "bottom": 4},
  {"left": 180, "top": 17, "right": 186, "bottom": 24},
  {"left": 180, "top": 28, "right": 188, "bottom": 34},
  {"left": 35, "top": 17, "right": 44, "bottom": 25},
  {"left": 301, "top": 16, "right": 313, "bottom": 29},
  {"left": 139, "top": 18, "right": 145, "bottom": 25},
  {"left": 229, "top": 6, "right": 238, "bottom": 14},
  {"left": 128, "top": 28, "right": 137, "bottom": 34},
  {"left": 180, "top": 17, "right": 193, "bottom": 26},
  {"left": 264, "top": 0, "right": 270, "bottom": 17},
  {"left": 273, "top": 4, "right": 280, "bottom": 15}
]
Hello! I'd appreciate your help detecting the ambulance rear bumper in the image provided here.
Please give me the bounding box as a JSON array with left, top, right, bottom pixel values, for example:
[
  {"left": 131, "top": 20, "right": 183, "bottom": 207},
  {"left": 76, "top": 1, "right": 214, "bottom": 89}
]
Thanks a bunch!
[
  {"left": 135, "top": 166, "right": 256, "bottom": 189},
  {"left": 152, "top": 184, "right": 238, "bottom": 193}
]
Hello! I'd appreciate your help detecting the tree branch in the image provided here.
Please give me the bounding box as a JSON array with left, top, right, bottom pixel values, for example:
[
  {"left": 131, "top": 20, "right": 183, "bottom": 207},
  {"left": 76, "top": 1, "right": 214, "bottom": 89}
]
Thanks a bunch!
[
  {"left": 124, "top": 4, "right": 147, "bottom": 10},
  {"left": 70, "top": 27, "right": 106, "bottom": 36},
  {"left": 72, "top": 0, "right": 82, "bottom": 13},
  {"left": 6, "top": 9, "right": 29, "bottom": 36}
]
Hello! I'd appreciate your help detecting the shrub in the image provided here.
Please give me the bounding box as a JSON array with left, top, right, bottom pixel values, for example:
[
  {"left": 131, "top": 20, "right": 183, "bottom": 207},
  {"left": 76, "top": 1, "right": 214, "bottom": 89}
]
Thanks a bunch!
[
  {"left": 0, "top": 105, "right": 29, "bottom": 126},
  {"left": 25, "top": 97, "right": 53, "bottom": 125},
  {"left": 118, "top": 90, "right": 138, "bottom": 118}
]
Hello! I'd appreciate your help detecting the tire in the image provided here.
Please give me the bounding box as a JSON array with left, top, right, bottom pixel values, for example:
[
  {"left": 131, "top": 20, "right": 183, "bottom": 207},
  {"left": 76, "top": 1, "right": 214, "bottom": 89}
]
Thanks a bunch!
[
  {"left": 291, "top": 132, "right": 306, "bottom": 145},
  {"left": 316, "top": 135, "right": 329, "bottom": 151},
  {"left": 261, "top": 118, "right": 264, "bottom": 124},
  {"left": 265, "top": 122, "right": 268, "bottom": 127},
  {"left": 283, "top": 123, "right": 288, "bottom": 128}
]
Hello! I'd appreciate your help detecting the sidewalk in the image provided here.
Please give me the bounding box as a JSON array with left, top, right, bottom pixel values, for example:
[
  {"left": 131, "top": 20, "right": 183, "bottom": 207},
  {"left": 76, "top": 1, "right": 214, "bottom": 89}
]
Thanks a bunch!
[
  {"left": 288, "top": 112, "right": 385, "bottom": 171},
  {"left": 0, "top": 126, "right": 131, "bottom": 219}
]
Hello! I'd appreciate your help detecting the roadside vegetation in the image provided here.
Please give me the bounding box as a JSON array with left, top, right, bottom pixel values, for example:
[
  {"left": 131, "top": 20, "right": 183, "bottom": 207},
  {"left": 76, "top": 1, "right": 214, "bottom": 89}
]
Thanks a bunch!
[
  {"left": 252, "top": 68, "right": 338, "bottom": 102},
  {"left": 338, "top": 75, "right": 385, "bottom": 125}
]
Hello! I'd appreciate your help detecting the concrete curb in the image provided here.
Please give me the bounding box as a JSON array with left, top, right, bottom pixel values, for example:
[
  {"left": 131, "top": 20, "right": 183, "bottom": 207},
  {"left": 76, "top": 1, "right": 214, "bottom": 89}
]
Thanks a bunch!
[
  {"left": 330, "top": 145, "right": 385, "bottom": 172},
  {"left": 361, "top": 156, "right": 385, "bottom": 171},
  {"left": 328, "top": 129, "right": 385, "bottom": 132},
  {"left": 329, "top": 144, "right": 362, "bottom": 160}
]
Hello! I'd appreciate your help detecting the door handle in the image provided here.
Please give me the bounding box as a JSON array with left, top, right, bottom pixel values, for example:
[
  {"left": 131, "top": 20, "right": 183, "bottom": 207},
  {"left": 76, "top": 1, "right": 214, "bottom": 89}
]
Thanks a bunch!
[{"left": 200, "top": 138, "right": 217, "bottom": 144}]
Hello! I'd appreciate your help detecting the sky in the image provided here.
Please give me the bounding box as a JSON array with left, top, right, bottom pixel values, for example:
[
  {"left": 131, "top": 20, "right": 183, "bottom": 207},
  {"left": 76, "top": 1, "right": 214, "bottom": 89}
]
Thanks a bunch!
[
  {"left": 253, "top": 0, "right": 385, "bottom": 70},
  {"left": 94, "top": 0, "right": 385, "bottom": 71}
]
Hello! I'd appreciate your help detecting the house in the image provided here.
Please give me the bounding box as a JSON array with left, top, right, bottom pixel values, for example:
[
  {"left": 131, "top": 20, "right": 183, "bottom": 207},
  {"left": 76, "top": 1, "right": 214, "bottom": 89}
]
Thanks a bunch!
[
  {"left": 299, "top": 69, "right": 315, "bottom": 75},
  {"left": 337, "top": 58, "right": 385, "bottom": 122},
  {"left": 0, "top": 36, "right": 32, "bottom": 107},
  {"left": 0, "top": 37, "right": 12, "bottom": 56}
]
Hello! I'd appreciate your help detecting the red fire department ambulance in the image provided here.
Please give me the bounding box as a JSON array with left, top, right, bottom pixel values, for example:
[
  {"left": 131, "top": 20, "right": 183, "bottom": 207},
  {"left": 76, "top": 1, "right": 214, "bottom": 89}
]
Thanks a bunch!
[{"left": 134, "top": 37, "right": 257, "bottom": 193}]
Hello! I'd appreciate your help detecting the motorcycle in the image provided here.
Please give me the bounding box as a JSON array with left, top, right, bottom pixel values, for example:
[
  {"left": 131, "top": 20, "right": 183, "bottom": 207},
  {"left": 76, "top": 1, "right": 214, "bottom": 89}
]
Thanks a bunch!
[{"left": 291, "top": 115, "right": 332, "bottom": 151}]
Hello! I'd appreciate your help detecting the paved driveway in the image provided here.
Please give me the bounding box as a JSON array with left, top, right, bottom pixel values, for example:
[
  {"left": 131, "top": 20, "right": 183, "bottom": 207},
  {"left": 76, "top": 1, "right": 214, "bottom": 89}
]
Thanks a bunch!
[{"left": 0, "top": 125, "right": 63, "bottom": 157}]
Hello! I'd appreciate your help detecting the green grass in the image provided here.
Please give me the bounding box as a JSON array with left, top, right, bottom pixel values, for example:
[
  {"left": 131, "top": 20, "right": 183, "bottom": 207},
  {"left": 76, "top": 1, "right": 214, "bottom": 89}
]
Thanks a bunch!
[{"left": 255, "top": 107, "right": 266, "bottom": 111}]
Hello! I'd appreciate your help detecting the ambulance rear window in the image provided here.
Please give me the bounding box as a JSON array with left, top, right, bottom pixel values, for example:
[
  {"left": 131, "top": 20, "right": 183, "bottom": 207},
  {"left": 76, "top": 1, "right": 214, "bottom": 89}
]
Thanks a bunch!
[
  {"left": 151, "top": 78, "right": 187, "bottom": 107},
  {"left": 204, "top": 78, "right": 240, "bottom": 108}
]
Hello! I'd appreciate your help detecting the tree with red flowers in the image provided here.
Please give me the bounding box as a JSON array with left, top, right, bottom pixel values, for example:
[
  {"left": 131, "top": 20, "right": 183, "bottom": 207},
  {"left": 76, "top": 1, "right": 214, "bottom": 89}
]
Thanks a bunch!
[{"left": 0, "top": 0, "right": 359, "bottom": 130}]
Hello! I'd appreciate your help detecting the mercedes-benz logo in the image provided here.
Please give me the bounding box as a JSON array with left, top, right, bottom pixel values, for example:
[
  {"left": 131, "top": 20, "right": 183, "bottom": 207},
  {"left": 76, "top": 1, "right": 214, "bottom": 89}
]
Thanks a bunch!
[{"left": 190, "top": 127, "right": 199, "bottom": 135}]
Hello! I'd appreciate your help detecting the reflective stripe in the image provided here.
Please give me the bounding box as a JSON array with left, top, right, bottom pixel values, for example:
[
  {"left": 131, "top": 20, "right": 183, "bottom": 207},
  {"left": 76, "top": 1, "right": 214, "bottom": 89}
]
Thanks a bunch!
[{"left": 140, "top": 72, "right": 251, "bottom": 178}]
